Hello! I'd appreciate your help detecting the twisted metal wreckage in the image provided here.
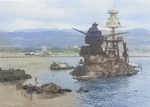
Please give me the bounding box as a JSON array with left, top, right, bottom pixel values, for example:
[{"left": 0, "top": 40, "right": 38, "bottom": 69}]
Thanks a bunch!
[{"left": 71, "top": 9, "right": 141, "bottom": 80}]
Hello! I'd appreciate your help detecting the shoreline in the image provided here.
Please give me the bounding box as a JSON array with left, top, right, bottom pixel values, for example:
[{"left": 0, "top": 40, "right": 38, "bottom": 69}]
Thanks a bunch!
[
  {"left": 0, "top": 52, "right": 150, "bottom": 58},
  {"left": 128, "top": 52, "right": 150, "bottom": 57},
  {"left": 0, "top": 57, "right": 81, "bottom": 107},
  {"left": 0, "top": 83, "right": 79, "bottom": 107}
]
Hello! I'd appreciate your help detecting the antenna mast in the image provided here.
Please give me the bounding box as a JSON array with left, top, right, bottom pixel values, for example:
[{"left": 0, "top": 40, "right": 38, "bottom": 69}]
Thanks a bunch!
[{"left": 105, "top": 9, "right": 122, "bottom": 59}]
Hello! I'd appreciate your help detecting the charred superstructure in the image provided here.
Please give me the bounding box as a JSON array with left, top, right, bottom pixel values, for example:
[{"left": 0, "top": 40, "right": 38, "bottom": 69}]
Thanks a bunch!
[
  {"left": 75, "top": 22, "right": 104, "bottom": 56},
  {"left": 71, "top": 9, "right": 140, "bottom": 80}
]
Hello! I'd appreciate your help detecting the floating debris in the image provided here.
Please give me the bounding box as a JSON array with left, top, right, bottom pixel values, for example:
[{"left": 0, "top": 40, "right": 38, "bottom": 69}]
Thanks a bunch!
[
  {"left": 50, "top": 62, "right": 74, "bottom": 70},
  {"left": 16, "top": 82, "right": 72, "bottom": 99},
  {"left": 77, "top": 87, "right": 89, "bottom": 93}
]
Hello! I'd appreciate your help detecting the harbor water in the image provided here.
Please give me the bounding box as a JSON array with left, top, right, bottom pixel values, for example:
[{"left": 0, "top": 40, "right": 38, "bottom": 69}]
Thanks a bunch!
[{"left": 0, "top": 57, "right": 149, "bottom": 107}]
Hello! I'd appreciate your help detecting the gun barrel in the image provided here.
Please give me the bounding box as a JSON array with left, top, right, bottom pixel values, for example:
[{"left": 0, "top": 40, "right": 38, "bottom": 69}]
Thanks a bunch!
[{"left": 72, "top": 28, "right": 87, "bottom": 35}]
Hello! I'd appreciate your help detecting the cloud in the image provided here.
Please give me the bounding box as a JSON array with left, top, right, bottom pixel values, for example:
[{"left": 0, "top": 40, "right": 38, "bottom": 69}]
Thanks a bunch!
[
  {"left": 0, "top": 0, "right": 150, "bottom": 31},
  {"left": 5, "top": 18, "right": 91, "bottom": 31},
  {"left": 0, "top": 1, "right": 67, "bottom": 20}
]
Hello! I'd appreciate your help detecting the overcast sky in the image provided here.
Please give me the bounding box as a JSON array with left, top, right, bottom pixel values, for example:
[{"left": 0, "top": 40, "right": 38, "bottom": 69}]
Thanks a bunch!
[{"left": 0, "top": 0, "right": 150, "bottom": 31}]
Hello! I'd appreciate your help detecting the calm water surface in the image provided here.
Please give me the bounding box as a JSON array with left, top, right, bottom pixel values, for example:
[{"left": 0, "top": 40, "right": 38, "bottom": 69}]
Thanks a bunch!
[{"left": 0, "top": 57, "right": 149, "bottom": 107}]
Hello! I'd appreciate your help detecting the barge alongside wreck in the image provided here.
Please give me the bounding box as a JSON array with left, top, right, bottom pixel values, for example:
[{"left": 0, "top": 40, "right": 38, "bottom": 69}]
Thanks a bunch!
[{"left": 71, "top": 9, "right": 140, "bottom": 80}]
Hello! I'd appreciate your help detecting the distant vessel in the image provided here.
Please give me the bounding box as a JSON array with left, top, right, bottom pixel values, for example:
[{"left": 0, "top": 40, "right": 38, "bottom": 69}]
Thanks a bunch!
[
  {"left": 25, "top": 52, "right": 34, "bottom": 55},
  {"left": 50, "top": 62, "right": 74, "bottom": 70},
  {"left": 71, "top": 9, "right": 140, "bottom": 80},
  {"left": 0, "top": 68, "right": 32, "bottom": 82}
]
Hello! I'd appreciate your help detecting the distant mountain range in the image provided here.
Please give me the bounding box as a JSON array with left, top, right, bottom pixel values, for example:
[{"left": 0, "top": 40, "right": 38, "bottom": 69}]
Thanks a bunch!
[
  {"left": 14, "top": 28, "right": 78, "bottom": 33},
  {"left": 0, "top": 28, "right": 150, "bottom": 52},
  {"left": 123, "top": 28, "right": 150, "bottom": 52},
  {"left": 0, "top": 28, "right": 85, "bottom": 48}
]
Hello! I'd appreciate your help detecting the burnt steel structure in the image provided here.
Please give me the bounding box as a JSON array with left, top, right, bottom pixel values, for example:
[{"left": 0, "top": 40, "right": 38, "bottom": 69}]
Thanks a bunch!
[{"left": 71, "top": 9, "right": 139, "bottom": 80}]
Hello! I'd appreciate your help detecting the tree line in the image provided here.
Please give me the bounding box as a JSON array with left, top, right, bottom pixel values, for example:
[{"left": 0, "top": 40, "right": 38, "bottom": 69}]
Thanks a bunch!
[{"left": 0, "top": 47, "right": 80, "bottom": 53}]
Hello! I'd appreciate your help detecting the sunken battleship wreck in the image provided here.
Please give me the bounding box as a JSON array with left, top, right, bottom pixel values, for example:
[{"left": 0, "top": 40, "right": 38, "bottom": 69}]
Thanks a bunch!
[{"left": 71, "top": 9, "right": 140, "bottom": 80}]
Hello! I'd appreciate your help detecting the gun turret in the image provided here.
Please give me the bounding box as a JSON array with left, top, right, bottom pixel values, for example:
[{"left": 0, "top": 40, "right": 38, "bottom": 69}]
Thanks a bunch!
[{"left": 73, "top": 23, "right": 104, "bottom": 47}]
